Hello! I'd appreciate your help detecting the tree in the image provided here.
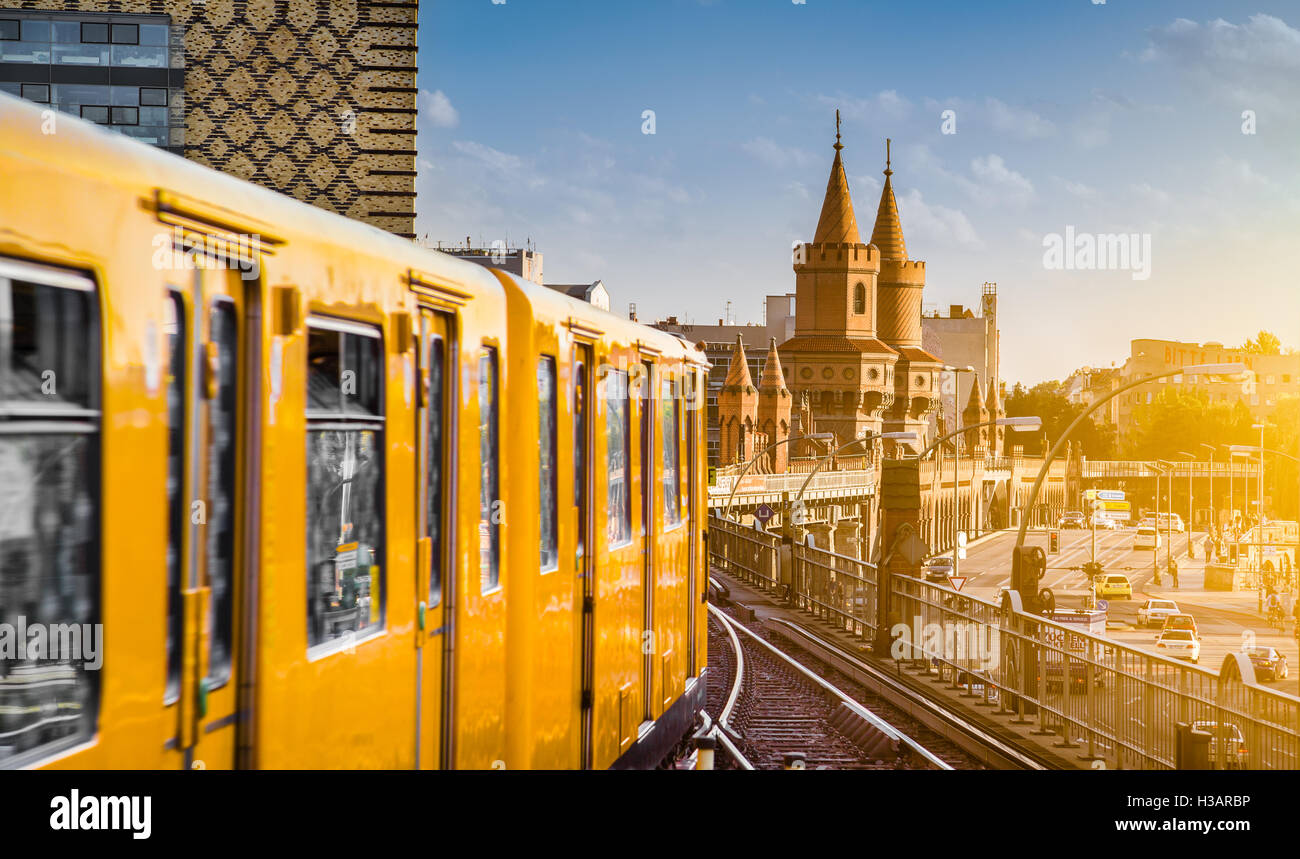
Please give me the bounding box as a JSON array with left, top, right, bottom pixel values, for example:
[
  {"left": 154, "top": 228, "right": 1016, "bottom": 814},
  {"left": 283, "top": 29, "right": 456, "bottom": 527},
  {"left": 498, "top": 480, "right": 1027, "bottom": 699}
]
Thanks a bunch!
[
  {"left": 1244, "top": 330, "right": 1282, "bottom": 355},
  {"left": 1002, "top": 380, "right": 1118, "bottom": 458}
]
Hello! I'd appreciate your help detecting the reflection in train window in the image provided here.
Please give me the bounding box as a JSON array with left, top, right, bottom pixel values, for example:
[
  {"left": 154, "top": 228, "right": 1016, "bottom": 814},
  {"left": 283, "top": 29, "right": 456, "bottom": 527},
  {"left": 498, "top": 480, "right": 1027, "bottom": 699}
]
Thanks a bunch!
[
  {"left": 661, "top": 372, "right": 680, "bottom": 526},
  {"left": 573, "top": 350, "right": 588, "bottom": 565},
  {"left": 164, "top": 291, "right": 183, "bottom": 702},
  {"left": 604, "top": 367, "right": 631, "bottom": 547},
  {"left": 305, "top": 319, "right": 385, "bottom": 651},
  {"left": 424, "top": 334, "right": 444, "bottom": 606},
  {"left": 0, "top": 267, "right": 99, "bottom": 766},
  {"left": 205, "top": 301, "right": 237, "bottom": 683},
  {"left": 478, "top": 348, "right": 500, "bottom": 592},
  {"left": 538, "top": 357, "right": 558, "bottom": 572}
]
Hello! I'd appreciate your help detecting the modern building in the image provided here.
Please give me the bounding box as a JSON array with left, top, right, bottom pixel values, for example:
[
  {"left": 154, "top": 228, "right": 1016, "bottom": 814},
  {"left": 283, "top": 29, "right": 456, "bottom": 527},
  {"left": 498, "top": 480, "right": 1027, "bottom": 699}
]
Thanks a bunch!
[
  {"left": 1, "top": 2, "right": 418, "bottom": 237},
  {"left": 1065, "top": 338, "right": 1300, "bottom": 440},
  {"left": 545, "top": 281, "right": 609, "bottom": 311},
  {"left": 920, "top": 282, "right": 1004, "bottom": 454},
  {"left": 437, "top": 244, "right": 544, "bottom": 284}
]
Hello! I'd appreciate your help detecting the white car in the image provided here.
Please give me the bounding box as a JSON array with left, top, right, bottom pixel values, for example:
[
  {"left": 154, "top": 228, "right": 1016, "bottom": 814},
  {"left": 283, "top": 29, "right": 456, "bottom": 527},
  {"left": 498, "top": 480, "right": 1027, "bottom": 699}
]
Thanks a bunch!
[
  {"left": 1137, "top": 599, "right": 1180, "bottom": 628},
  {"left": 1134, "top": 527, "right": 1162, "bottom": 550},
  {"left": 1090, "top": 514, "right": 1121, "bottom": 530},
  {"left": 1155, "top": 513, "right": 1186, "bottom": 533},
  {"left": 1156, "top": 629, "right": 1200, "bottom": 663}
]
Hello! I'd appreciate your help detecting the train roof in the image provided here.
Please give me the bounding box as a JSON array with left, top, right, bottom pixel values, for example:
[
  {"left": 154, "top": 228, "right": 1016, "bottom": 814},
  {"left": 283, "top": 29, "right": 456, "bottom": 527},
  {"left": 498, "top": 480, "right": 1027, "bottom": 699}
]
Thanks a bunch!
[{"left": 0, "top": 92, "right": 501, "bottom": 298}]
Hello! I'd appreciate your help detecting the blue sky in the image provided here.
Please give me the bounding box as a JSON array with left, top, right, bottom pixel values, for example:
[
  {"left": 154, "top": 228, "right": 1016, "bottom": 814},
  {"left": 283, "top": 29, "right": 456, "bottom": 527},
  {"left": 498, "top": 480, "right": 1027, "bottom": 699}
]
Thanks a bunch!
[{"left": 413, "top": 1, "right": 1300, "bottom": 384}]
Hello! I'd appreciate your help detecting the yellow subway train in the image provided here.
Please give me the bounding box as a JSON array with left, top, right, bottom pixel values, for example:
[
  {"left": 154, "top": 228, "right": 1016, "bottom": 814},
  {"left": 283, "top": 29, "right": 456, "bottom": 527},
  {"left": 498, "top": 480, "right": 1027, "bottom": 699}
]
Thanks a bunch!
[{"left": 0, "top": 92, "right": 708, "bottom": 769}]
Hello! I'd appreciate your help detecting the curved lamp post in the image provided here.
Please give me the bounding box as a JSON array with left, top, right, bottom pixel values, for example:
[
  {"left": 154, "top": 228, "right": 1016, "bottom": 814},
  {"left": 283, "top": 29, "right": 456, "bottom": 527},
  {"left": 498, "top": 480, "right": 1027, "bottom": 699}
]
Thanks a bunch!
[
  {"left": 720, "top": 431, "right": 834, "bottom": 522},
  {"left": 789, "top": 431, "right": 917, "bottom": 545},
  {"left": 1013, "top": 363, "right": 1249, "bottom": 556}
]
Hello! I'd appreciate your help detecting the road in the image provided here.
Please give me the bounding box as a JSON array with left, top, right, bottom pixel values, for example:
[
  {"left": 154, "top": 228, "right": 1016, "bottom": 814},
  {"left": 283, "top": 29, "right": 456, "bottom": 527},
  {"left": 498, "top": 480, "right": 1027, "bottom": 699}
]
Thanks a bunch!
[{"left": 943, "top": 527, "right": 1299, "bottom": 697}]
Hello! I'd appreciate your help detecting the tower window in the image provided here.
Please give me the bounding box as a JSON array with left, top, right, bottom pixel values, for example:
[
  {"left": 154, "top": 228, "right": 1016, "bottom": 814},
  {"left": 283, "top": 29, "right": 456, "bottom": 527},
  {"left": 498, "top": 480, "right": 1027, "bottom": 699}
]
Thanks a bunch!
[{"left": 853, "top": 283, "right": 866, "bottom": 315}]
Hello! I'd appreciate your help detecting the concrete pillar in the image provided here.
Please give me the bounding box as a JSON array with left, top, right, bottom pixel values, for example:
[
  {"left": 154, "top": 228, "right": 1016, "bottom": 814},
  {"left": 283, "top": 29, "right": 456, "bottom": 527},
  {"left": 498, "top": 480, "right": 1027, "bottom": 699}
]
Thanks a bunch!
[{"left": 874, "top": 459, "right": 923, "bottom": 655}]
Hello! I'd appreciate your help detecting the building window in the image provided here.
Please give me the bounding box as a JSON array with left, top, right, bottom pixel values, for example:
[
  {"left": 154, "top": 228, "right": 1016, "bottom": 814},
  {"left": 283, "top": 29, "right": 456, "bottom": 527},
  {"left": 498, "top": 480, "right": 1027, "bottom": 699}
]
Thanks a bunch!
[
  {"left": 0, "top": 19, "right": 19, "bottom": 40},
  {"left": 305, "top": 320, "right": 385, "bottom": 651},
  {"left": 109, "top": 23, "right": 137, "bottom": 44},
  {"left": 80, "top": 22, "right": 107, "bottom": 43},
  {"left": 140, "top": 87, "right": 167, "bottom": 106},
  {"left": 537, "top": 356, "right": 559, "bottom": 572},
  {"left": 853, "top": 283, "right": 866, "bottom": 315},
  {"left": 0, "top": 260, "right": 100, "bottom": 766},
  {"left": 20, "top": 83, "right": 48, "bottom": 103}
]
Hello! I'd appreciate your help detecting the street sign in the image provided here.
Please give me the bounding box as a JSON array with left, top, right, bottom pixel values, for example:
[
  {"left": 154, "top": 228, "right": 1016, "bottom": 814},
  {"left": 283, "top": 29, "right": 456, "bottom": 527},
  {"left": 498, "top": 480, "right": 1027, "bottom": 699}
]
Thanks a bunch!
[
  {"left": 1098, "top": 490, "right": 1126, "bottom": 501},
  {"left": 1085, "top": 489, "right": 1097, "bottom": 501},
  {"left": 1097, "top": 599, "right": 1109, "bottom": 612},
  {"left": 1102, "top": 500, "right": 1131, "bottom": 512},
  {"left": 948, "top": 576, "right": 967, "bottom": 592},
  {"left": 754, "top": 503, "right": 774, "bottom": 525}
]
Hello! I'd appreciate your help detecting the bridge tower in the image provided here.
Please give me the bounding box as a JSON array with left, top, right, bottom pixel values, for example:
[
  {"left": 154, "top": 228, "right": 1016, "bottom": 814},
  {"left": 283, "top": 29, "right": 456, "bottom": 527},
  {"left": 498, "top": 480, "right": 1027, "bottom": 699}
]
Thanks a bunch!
[
  {"left": 756, "top": 338, "right": 792, "bottom": 473},
  {"left": 718, "top": 334, "right": 759, "bottom": 466}
]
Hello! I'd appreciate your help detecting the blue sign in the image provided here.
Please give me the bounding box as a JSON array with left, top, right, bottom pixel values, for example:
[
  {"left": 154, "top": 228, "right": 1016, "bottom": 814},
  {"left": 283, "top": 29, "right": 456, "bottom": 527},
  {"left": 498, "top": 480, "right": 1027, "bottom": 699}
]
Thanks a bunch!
[
  {"left": 1096, "top": 599, "right": 1110, "bottom": 612},
  {"left": 755, "top": 503, "right": 775, "bottom": 524},
  {"left": 1098, "top": 490, "right": 1126, "bottom": 502}
]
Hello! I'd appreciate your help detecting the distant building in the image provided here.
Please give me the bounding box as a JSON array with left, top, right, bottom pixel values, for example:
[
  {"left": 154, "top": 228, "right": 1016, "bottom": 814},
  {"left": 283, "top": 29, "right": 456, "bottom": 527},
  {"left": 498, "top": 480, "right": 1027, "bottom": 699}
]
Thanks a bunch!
[
  {"left": 435, "top": 244, "right": 544, "bottom": 284},
  {"left": 921, "top": 282, "right": 1004, "bottom": 453},
  {"left": 545, "top": 280, "right": 609, "bottom": 311}
]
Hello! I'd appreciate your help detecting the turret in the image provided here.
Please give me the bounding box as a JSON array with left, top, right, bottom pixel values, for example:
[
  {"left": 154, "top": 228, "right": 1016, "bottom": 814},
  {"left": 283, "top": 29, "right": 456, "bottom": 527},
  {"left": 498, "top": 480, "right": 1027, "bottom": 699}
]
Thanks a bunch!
[
  {"left": 717, "top": 335, "right": 758, "bottom": 465},
  {"left": 756, "top": 338, "right": 792, "bottom": 472}
]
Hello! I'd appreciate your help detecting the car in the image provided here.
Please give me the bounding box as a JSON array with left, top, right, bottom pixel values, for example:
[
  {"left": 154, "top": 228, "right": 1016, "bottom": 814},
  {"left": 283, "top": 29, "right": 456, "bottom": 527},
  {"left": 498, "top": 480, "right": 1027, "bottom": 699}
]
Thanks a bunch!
[
  {"left": 1137, "top": 517, "right": 1155, "bottom": 528},
  {"left": 1090, "top": 514, "right": 1121, "bottom": 530},
  {"left": 1162, "top": 613, "right": 1199, "bottom": 638},
  {"left": 924, "top": 555, "right": 955, "bottom": 583},
  {"left": 1133, "top": 526, "right": 1162, "bottom": 550},
  {"left": 1191, "top": 721, "right": 1248, "bottom": 769},
  {"left": 1095, "top": 574, "right": 1132, "bottom": 599},
  {"left": 1156, "top": 513, "right": 1186, "bottom": 534},
  {"left": 1059, "top": 511, "right": 1087, "bottom": 530},
  {"left": 1156, "top": 629, "right": 1200, "bottom": 662},
  {"left": 1242, "top": 646, "right": 1289, "bottom": 681},
  {"left": 1137, "top": 599, "right": 1180, "bottom": 628}
]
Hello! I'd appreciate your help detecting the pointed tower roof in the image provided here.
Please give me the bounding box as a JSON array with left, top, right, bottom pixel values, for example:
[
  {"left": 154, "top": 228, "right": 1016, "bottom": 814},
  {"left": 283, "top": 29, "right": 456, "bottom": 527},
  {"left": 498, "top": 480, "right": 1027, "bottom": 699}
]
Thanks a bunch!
[
  {"left": 963, "top": 375, "right": 986, "bottom": 423},
  {"left": 758, "top": 338, "right": 788, "bottom": 392},
  {"left": 722, "top": 334, "right": 755, "bottom": 390},
  {"left": 812, "top": 111, "right": 862, "bottom": 245},
  {"left": 869, "top": 138, "right": 907, "bottom": 260}
]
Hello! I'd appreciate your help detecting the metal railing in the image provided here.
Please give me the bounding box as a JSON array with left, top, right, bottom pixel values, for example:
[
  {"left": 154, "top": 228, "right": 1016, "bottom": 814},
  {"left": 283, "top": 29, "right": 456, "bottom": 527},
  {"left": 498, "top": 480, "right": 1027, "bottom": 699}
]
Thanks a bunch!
[
  {"left": 888, "top": 576, "right": 1300, "bottom": 770},
  {"left": 791, "top": 541, "right": 878, "bottom": 643},
  {"left": 708, "top": 468, "right": 874, "bottom": 500},
  {"left": 1083, "top": 460, "right": 1261, "bottom": 479},
  {"left": 707, "top": 516, "right": 781, "bottom": 590},
  {"left": 706, "top": 511, "right": 1300, "bottom": 769}
]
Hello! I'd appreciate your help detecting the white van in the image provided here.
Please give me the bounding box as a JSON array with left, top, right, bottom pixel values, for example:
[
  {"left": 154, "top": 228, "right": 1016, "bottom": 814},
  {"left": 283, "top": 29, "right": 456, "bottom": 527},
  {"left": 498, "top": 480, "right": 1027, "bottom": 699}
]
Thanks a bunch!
[{"left": 1134, "top": 527, "right": 1162, "bottom": 550}]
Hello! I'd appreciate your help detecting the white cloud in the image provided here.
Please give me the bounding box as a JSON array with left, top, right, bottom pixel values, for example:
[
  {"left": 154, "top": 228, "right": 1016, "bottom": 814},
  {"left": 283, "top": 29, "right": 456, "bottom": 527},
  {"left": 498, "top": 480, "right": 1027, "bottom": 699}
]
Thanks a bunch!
[
  {"left": 1142, "top": 15, "right": 1300, "bottom": 109},
  {"left": 819, "top": 90, "right": 912, "bottom": 123},
  {"left": 1132, "top": 183, "right": 1171, "bottom": 206},
  {"left": 896, "top": 188, "right": 982, "bottom": 250},
  {"left": 741, "top": 137, "right": 815, "bottom": 169},
  {"left": 985, "top": 97, "right": 1056, "bottom": 139},
  {"left": 419, "top": 89, "right": 460, "bottom": 128},
  {"left": 969, "top": 154, "right": 1035, "bottom": 205},
  {"left": 451, "top": 140, "right": 523, "bottom": 173},
  {"left": 1060, "top": 178, "right": 1098, "bottom": 199}
]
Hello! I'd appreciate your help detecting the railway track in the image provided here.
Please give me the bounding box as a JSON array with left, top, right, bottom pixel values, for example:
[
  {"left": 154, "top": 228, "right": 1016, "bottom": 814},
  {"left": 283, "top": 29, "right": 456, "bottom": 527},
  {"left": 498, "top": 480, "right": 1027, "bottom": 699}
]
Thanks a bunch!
[
  {"left": 707, "top": 571, "right": 1056, "bottom": 770},
  {"left": 705, "top": 600, "right": 963, "bottom": 770}
]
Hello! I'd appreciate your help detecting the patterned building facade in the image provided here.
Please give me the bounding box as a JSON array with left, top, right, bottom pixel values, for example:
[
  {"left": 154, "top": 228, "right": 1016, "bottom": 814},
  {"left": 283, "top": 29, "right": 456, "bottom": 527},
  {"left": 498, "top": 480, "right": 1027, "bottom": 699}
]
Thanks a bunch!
[
  {"left": 1, "top": 0, "right": 417, "bottom": 237},
  {"left": 717, "top": 123, "right": 943, "bottom": 468}
]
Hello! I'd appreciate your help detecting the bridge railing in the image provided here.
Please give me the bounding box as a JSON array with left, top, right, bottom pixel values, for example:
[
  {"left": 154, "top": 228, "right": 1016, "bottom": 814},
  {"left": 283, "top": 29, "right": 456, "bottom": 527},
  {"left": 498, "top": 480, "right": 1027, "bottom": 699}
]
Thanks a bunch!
[
  {"left": 707, "top": 468, "right": 874, "bottom": 501},
  {"left": 1083, "top": 460, "right": 1261, "bottom": 479},
  {"left": 791, "top": 542, "right": 878, "bottom": 643},
  {"left": 706, "top": 515, "right": 781, "bottom": 590},
  {"left": 889, "top": 576, "right": 1300, "bottom": 770}
]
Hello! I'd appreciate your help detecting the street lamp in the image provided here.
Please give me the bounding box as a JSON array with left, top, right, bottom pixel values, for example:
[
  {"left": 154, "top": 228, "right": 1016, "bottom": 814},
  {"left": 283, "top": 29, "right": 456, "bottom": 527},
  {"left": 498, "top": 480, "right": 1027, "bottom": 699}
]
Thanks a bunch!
[
  {"left": 1153, "top": 460, "right": 1174, "bottom": 586},
  {"left": 942, "top": 365, "right": 978, "bottom": 569},
  {"left": 1179, "top": 451, "right": 1197, "bottom": 558},
  {"left": 919, "top": 410, "right": 1042, "bottom": 585},
  {"left": 720, "top": 432, "right": 834, "bottom": 521},
  {"left": 1012, "top": 363, "right": 1248, "bottom": 561},
  {"left": 1253, "top": 423, "right": 1267, "bottom": 606},
  {"left": 1199, "top": 442, "right": 1216, "bottom": 536}
]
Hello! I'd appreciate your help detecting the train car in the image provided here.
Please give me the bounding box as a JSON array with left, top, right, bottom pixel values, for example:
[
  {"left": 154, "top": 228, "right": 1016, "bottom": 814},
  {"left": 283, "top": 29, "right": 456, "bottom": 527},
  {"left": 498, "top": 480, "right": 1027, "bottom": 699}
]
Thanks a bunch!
[{"left": 0, "top": 91, "right": 706, "bottom": 769}]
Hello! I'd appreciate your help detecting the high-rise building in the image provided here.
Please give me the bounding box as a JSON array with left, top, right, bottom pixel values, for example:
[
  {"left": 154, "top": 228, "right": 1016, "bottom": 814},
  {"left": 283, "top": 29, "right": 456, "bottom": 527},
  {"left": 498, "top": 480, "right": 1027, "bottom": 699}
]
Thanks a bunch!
[{"left": 1, "top": 2, "right": 418, "bottom": 237}]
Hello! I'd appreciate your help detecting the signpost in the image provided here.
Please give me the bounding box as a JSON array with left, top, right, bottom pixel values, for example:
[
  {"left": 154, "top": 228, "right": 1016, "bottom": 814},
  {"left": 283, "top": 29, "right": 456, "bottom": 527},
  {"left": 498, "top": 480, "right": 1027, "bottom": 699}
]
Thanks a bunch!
[
  {"left": 754, "top": 503, "right": 774, "bottom": 527},
  {"left": 948, "top": 576, "right": 967, "bottom": 592}
]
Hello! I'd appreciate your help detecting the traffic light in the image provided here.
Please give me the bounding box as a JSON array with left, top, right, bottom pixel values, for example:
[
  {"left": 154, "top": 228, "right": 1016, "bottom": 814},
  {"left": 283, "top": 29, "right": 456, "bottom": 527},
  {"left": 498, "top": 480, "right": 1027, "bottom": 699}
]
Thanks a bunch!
[
  {"left": 1082, "top": 561, "right": 1104, "bottom": 581},
  {"left": 1049, "top": 530, "right": 1060, "bottom": 554}
]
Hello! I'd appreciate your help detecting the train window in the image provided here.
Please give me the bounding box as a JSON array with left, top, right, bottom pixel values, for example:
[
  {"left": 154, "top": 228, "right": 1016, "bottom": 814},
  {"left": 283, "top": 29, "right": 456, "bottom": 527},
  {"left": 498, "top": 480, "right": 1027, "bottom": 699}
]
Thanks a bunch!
[
  {"left": 604, "top": 367, "right": 631, "bottom": 547},
  {"left": 424, "top": 334, "right": 444, "bottom": 606},
  {"left": 573, "top": 350, "right": 588, "bottom": 563},
  {"left": 0, "top": 263, "right": 100, "bottom": 766},
  {"left": 205, "top": 301, "right": 237, "bottom": 684},
  {"left": 538, "top": 357, "right": 558, "bottom": 572},
  {"left": 478, "top": 348, "right": 500, "bottom": 592},
  {"left": 164, "top": 292, "right": 184, "bottom": 703},
  {"left": 661, "top": 372, "right": 681, "bottom": 527},
  {"left": 305, "top": 318, "right": 385, "bottom": 652}
]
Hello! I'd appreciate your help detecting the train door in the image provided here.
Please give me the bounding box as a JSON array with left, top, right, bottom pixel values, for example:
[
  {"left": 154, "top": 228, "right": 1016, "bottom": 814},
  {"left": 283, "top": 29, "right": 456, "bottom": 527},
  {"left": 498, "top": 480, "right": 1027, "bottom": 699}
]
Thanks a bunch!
[
  {"left": 416, "top": 308, "right": 454, "bottom": 768},
  {"left": 573, "top": 344, "right": 594, "bottom": 768},
  {"left": 640, "top": 359, "right": 656, "bottom": 723},
  {"left": 169, "top": 265, "right": 249, "bottom": 770},
  {"left": 685, "top": 370, "right": 697, "bottom": 675}
]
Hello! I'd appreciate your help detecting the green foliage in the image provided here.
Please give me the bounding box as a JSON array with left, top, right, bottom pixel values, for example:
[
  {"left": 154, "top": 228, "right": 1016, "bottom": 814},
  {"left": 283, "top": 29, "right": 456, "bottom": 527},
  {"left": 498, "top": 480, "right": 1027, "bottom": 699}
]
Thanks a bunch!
[
  {"left": 1243, "top": 330, "right": 1282, "bottom": 355},
  {"left": 1002, "top": 380, "right": 1117, "bottom": 458}
]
